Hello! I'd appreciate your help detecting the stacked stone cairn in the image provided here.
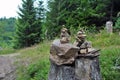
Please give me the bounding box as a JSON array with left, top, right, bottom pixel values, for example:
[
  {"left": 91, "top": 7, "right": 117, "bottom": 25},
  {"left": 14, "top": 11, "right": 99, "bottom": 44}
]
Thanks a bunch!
[{"left": 48, "top": 28, "right": 101, "bottom": 80}]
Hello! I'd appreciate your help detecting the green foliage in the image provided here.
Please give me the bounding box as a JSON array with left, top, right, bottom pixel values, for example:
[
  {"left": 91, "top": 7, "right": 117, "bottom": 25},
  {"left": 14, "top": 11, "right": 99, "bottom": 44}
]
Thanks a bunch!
[
  {"left": 27, "top": 60, "right": 49, "bottom": 80},
  {"left": 14, "top": 0, "right": 44, "bottom": 48},
  {"left": 0, "top": 48, "right": 17, "bottom": 55},
  {"left": 16, "top": 31, "right": 120, "bottom": 80},
  {"left": 100, "top": 47, "right": 120, "bottom": 80},
  {"left": 46, "top": 0, "right": 120, "bottom": 39},
  {"left": 17, "top": 59, "right": 49, "bottom": 80},
  {"left": 46, "top": 0, "right": 109, "bottom": 39},
  {"left": 87, "top": 30, "right": 120, "bottom": 80},
  {"left": 0, "top": 17, "right": 16, "bottom": 47},
  {"left": 16, "top": 41, "right": 50, "bottom": 80},
  {"left": 87, "top": 30, "right": 120, "bottom": 47},
  {"left": 114, "top": 17, "right": 120, "bottom": 31}
]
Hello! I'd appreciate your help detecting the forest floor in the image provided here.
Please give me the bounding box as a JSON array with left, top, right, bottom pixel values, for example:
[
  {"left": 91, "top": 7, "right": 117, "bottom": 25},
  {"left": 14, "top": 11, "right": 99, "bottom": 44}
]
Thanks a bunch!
[{"left": 0, "top": 53, "right": 20, "bottom": 80}]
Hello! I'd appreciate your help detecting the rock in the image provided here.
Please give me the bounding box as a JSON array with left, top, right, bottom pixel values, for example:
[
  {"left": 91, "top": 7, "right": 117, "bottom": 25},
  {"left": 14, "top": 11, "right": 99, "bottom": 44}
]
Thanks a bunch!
[
  {"left": 50, "top": 39, "right": 79, "bottom": 65},
  {"left": 106, "top": 21, "right": 113, "bottom": 33},
  {"left": 0, "top": 53, "right": 20, "bottom": 80}
]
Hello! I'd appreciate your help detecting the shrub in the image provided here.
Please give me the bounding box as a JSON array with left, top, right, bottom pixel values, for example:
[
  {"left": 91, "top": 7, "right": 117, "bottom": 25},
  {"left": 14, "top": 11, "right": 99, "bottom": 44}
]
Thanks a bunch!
[
  {"left": 114, "top": 17, "right": 120, "bottom": 31},
  {"left": 100, "top": 47, "right": 120, "bottom": 80},
  {"left": 27, "top": 60, "right": 50, "bottom": 80}
]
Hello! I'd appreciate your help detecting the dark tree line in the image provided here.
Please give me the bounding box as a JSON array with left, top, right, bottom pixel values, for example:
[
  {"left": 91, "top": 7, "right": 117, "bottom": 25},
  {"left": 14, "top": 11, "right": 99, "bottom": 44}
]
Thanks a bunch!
[
  {"left": 2, "top": 0, "right": 119, "bottom": 48},
  {"left": 46, "top": 0, "right": 120, "bottom": 39},
  {"left": 0, "top": 17, "right": 16, "bottom": 46}
]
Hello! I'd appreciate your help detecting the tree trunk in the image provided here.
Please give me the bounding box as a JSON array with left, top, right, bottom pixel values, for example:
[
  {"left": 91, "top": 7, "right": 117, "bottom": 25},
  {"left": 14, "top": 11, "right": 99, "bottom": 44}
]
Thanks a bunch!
[
  {"left": 48, "top": 53, "right": 102, "bottom": 80},
  {"left": 48, "top": 61, "right": 75, "bottom": 80},
  {"left": 75, "top": 55, "right": 102, "bottom": 80}
]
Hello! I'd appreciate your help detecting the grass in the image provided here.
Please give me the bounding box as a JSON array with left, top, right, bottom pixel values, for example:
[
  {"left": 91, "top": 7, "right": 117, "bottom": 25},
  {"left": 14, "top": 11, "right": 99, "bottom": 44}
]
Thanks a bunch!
[
  {"left": 1, "top": 30, "right": 120, "bottom": 80},
  {"left": 0, "top": 48, "right": 17, "bottom": 55},
  {"left": 15, "top": 31, "right": 120, "bottom": 80},
  {"left": 100, "top": 47, "right": 120, "bottom": 80},
  {"left": 0, "top": 41, "right": 17, "bottom": 55},
  {"left": 86, "top": 30, "right": 120, "bottom": 80},
  {"left": 87, "top": 30, "right": 120, "bottom": 48},
  {"left": 16, "top": 40, "right": 51, "bottom": 80}
]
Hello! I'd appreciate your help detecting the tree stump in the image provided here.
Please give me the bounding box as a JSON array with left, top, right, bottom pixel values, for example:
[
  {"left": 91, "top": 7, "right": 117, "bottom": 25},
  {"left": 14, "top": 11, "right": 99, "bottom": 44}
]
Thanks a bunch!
[
  {"left": 75, "top": 53, "right": 102, "bottom": 80},
  {"left": 48, "top": 53, "right": 101, "bottom": 80},
  {"left": 48, "top": 61, "right": 76, "bottom": 80}
]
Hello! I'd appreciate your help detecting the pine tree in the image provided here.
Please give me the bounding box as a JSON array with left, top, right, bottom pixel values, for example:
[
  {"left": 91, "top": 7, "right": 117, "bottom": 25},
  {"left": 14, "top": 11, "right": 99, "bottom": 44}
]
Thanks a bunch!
[
  {"left": 46, "top": 0, "right": 61, "bottom": 39},
  {"left": 46, "top": 0, "right": 74, "bottom": 39},
  {"left": 14, "top": 0, "right": 44, "bottom": 48},
  {"left": 46, "top": 0, "right": 120, "bottom": 39},
  {"left": 35, "top": 0, "right": 45, "bottom": 40}
]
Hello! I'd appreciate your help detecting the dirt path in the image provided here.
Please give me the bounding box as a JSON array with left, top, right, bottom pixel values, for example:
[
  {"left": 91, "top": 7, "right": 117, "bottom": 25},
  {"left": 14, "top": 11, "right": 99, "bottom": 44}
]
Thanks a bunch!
[{"left": 0, "top": 53, "right": 20, "bottom": 80}]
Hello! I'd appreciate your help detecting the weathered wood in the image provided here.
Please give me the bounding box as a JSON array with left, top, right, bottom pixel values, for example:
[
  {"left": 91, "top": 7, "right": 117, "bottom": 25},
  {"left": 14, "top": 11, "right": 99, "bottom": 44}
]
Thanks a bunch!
[
  {"left": 48, "top": 54, "right": 101, "bottom": 80},
  {"left": 75, "top": 55, "right": 102, "bottom": 80},
  {"left": 48, "top": 61, "right": 75, "bottom": 80}
]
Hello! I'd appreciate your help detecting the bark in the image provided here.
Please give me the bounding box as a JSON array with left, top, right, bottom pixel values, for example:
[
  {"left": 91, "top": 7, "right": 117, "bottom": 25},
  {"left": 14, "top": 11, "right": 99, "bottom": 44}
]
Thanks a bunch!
[
  {"left": 75, "top": 55, "right": 102, "bottom": 80},
  {"left": 48, "top": 53, "right": 102, "bottom": 80},
  {"left": 48, "top": 61, "right": 75, "bottom": 80}
]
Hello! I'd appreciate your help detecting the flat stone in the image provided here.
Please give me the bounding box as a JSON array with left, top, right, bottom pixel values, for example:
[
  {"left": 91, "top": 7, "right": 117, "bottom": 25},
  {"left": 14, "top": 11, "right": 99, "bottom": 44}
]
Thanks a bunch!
[
  {"left": 78, "top": 49, "right": 100, "bottom": 58},
  {"left": 50, "top": 39, "right": 79, "bottom": 65}
]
